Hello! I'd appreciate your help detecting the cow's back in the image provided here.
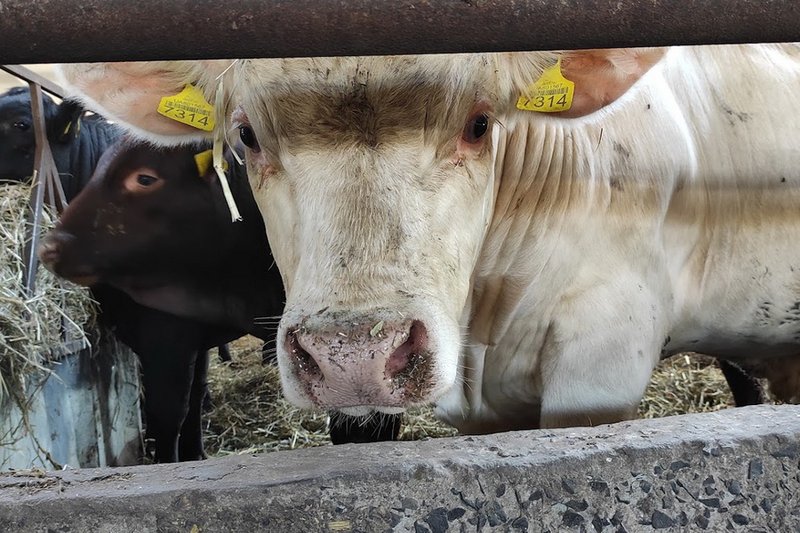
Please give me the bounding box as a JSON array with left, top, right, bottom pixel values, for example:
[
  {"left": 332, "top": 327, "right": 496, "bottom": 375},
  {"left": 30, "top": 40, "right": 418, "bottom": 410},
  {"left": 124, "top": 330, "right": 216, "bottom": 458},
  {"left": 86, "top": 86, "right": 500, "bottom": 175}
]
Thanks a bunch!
[{"left": 658, "top": 45, "right": 800, "bottom": 356}]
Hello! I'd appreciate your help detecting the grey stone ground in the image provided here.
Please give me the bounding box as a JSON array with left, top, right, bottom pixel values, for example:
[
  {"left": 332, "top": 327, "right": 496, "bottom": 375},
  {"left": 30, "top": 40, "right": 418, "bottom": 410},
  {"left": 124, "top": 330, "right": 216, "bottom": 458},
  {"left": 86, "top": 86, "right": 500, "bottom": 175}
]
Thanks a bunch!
[{"left": 0, "top": 405, "right": 798, "bottom": 532}]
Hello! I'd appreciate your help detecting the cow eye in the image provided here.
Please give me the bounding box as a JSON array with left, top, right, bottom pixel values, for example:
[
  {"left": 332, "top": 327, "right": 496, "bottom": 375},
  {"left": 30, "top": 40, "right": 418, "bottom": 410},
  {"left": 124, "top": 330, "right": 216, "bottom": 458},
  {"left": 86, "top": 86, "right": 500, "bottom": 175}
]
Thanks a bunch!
[
  {"left": 462, "top": 114, "right": 489, "bottom": 144},
  {"left": 12, "top": 121, "right": 29, "bottom": 131},
  {"left": 123, "top": 168, "right": 164, "bottom": 193},
  {"left": 239, "top": 125, "right": 260, "bottom": 152},
  {"left": 137, "top": 174, "right": 158, "bottom": 186}
]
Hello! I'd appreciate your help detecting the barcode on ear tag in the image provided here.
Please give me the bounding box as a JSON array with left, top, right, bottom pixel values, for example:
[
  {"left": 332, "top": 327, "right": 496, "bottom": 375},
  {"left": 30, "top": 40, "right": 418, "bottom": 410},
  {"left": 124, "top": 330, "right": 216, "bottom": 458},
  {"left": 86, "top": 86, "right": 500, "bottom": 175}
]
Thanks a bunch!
[{"left": 516, "top": 59, "right": 575, "bottom": 113}]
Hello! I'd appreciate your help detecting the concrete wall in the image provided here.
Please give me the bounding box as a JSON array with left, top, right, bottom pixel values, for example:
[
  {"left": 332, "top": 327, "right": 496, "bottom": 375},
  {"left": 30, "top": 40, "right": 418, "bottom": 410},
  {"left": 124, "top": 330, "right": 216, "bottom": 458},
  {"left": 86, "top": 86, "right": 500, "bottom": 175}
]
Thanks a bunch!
[{"left": 0, "top": 405, "right": 797, "bottom": 532}]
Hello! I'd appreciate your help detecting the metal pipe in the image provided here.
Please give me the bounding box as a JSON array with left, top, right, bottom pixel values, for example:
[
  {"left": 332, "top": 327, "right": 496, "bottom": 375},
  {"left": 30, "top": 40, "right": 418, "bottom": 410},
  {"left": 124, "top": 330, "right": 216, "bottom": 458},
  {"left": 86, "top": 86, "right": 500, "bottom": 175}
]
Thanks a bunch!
[
  {"left": 0, "top": 65, "right": 64, "bottom": 97},
  {"left": 0, "top": 0, "right": 798, "bottom": 64},
  {"left": 21, "top": 83, "right": 49, "bottom": 295}
]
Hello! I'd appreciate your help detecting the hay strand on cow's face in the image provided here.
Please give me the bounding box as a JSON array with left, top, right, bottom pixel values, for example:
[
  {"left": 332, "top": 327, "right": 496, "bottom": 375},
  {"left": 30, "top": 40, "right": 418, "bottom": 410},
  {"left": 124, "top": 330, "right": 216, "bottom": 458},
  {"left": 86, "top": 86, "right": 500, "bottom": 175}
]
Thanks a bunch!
[{"left": 0, "top": 182, "right": 97, "bottom": 401}]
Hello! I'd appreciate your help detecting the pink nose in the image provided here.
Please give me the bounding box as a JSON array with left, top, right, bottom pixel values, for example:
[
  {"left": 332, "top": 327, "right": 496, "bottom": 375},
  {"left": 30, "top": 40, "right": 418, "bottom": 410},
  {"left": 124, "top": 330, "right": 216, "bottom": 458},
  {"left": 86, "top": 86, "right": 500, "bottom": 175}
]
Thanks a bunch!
[{"left": 285, "top": 315, "right": 431, "bottom": 408}]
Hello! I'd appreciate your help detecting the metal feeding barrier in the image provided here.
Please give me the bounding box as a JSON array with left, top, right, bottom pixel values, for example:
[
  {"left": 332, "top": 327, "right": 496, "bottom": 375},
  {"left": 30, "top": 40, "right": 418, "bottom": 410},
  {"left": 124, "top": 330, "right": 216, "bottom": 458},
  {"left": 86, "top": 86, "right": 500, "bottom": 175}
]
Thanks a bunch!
[
  {"left": 0, "top": 0, "right": 798, "bottom": 63},
  {"left": 0, "top": 65, "right": 67, "bottom": 295}
]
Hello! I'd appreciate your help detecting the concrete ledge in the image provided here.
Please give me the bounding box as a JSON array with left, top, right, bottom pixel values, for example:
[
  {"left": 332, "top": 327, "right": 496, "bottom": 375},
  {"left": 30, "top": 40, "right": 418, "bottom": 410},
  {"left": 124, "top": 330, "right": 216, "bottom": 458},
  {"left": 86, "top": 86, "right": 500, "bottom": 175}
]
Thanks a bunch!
[{"left": 1, "top": 405, "right": 799, "bottom": 532}]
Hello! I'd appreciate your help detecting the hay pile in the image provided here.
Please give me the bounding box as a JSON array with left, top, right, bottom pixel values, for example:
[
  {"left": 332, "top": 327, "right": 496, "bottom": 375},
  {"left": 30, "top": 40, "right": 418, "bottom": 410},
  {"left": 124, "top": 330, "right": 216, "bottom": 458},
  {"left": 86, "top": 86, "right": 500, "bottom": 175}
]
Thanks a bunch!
[
  {"left": 203, "top": 337, "right": 330, "bottom": 455},
  {"left": 204, "top": 338, "right": 735, "bottom": 456},
  {"left": 639, "top": 353, "right": 734, "bottom": 418},
  {"left": 0, "top": 183, "right": 97, "bottom": 400}
]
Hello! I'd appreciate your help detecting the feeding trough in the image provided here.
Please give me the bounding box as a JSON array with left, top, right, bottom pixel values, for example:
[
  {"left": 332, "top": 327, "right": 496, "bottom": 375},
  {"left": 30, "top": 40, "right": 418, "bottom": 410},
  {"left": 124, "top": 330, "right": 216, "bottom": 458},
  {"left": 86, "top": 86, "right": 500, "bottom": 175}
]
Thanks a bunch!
[
  {"left": 0, "top": 182, "right": 143, "bottom": 470},
  {"left": 0, "top": 67, "right": 143, "bottom": 470}
]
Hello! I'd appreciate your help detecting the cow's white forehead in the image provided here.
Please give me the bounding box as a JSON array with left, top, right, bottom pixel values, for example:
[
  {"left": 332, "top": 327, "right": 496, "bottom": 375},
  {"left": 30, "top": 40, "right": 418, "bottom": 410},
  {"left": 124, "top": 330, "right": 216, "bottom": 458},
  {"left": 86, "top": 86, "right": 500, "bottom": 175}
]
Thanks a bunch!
[
  {"left": 229, "top": 54, "right": 515, "bottom": 156},
  {"left": 229, "top": 52, "right": 558, "bottom": 127},
  {"left": 235, "top": 54, "right": 491, "bottom": 92},
  {"left": 227, "top": 53, "right": 551, "bottom": 164}
]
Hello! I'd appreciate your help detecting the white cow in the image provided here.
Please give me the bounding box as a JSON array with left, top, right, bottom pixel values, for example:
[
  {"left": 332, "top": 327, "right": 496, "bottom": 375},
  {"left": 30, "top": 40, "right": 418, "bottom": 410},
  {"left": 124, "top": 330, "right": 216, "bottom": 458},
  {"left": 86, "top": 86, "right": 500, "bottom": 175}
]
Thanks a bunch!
[{"left": 59, "top": 44, "right": 800, "bottom": 433}]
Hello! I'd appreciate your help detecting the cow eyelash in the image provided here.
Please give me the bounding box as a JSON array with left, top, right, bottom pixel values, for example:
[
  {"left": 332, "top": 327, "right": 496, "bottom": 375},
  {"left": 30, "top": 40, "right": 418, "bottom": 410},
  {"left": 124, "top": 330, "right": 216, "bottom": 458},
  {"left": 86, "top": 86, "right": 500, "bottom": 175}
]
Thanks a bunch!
[{"left": 122, "top": 168, "right": 164, "bottom": 194}]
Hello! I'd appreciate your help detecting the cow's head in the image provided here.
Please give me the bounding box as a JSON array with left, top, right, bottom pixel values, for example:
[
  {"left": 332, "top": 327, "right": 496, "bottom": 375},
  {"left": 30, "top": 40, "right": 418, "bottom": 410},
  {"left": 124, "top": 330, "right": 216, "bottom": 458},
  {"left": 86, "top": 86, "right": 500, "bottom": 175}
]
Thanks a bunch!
[
  {"left": 39, "top": 136, "right": 228, "bottom": 288},
  {"left": 58, "top": 50, "right": 661, "bottom": 415},
  {"left": 0, "top": 87, "right": 84, "bottom": 182}
]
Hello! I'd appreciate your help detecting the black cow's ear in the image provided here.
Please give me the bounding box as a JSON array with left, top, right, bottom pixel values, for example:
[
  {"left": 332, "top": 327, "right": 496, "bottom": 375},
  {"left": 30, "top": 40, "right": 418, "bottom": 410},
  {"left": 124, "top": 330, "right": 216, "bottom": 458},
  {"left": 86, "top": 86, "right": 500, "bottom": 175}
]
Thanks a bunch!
[
  {"left": 48, "top": 99, "right": 85, "bottom": 143},
  {"left": 194, "top": 148, "right": 218, "bottom": 183}
]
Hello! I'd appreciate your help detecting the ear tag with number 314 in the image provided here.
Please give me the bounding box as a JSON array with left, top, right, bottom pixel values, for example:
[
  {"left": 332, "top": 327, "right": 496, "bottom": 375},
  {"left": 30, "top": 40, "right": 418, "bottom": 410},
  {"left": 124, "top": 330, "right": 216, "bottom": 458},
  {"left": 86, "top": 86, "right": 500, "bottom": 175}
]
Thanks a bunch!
[
  {"left": 157, "top": 84, "right": 216, "bottom": 131},
  {"left": 516, "top": 59, "right": 575, "bottom": 113}
]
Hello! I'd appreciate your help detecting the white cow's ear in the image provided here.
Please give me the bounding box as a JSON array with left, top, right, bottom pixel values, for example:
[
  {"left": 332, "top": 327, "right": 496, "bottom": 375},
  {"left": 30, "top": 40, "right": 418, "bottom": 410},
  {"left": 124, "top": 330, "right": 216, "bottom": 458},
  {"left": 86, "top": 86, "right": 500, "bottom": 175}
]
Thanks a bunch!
[
  {"left": 559, "top": 48, "right": 666, "bottom": 117},
  {"left": 499, "top": 48, "right": 666, "bottom": 118},
  {"left": 56, "top": 60, "right": 233, "bottom": 145}
]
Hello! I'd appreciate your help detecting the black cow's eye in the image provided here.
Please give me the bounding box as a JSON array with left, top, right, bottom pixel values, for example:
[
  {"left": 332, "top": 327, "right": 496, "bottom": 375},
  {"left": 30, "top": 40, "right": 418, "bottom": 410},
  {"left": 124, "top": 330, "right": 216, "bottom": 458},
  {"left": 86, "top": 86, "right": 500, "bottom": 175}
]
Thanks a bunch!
[
  {"left": 12, "top": 121, "right": 29, "bottom": 131},
  {"left": 239, "top": 125, "right": 260, "bottom": 151},
  {"left": 463, "top": 114, "right": 489, "bottom": 144},
  {"left": 137, "top": 174, "right": 158, "bottom": 186}
]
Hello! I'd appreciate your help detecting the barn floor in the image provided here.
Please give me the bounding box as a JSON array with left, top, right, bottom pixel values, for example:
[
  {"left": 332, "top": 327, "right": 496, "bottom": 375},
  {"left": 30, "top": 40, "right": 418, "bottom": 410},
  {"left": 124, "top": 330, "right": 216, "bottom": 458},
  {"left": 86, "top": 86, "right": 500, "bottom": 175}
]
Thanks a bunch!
[{"left": 202, "top": 336, "right": 740, "bottom": 456}]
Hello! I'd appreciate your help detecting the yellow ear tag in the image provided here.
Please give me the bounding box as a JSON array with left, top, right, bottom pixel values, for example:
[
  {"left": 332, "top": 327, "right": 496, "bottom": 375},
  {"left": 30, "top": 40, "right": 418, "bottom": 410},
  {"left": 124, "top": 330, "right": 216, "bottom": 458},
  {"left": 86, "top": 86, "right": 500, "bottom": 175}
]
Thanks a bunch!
[
  {"left": 516, "top": 59, "right": 575, "bottom": 113},
  {"left": 157, "top": 84, "right": 215, "bottom": 131},
  {"left": 194, "top": 149, "right": 227, "bottom": 176},
  {"left": 194, "top": 149, "right": 213, "bottom": 176}
]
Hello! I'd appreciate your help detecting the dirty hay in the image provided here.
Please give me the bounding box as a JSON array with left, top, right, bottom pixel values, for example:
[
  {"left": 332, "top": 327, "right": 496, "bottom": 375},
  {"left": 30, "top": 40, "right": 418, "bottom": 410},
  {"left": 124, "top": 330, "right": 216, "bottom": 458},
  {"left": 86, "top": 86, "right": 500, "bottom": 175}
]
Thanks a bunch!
[{"left": 0, "top": 183, "right": 96, "bottom": 400}]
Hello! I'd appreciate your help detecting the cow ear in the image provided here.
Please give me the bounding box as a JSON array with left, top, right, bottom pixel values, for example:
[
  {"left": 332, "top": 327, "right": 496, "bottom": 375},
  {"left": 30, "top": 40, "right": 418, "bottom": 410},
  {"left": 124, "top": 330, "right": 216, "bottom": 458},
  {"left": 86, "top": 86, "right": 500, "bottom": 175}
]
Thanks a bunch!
[
  {"left": 56, "top": 60, "right": 233, "bottom": 145},
  {"left": 500, "top": 48, "right": 666, "bottom": 118},
  {"left": 48, "top": 99, "right": 84, "bottom": 143},
  {"left": 559, "top": 48, "right": 665, "bottom": 117},
  {"left": 193, "top": 146, "right": 246, "bottom": 185}
]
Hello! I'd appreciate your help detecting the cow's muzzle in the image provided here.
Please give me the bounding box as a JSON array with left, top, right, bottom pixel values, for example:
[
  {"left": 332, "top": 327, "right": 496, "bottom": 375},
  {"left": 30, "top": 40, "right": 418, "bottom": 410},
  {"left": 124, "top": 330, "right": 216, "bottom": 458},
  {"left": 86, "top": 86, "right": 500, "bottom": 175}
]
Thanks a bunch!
[
  {"left": 38, "top": 229, "right": 99, "bottom": 286},
  {"left": 284, "top": 314, "right": 433, "bottom": 409}
]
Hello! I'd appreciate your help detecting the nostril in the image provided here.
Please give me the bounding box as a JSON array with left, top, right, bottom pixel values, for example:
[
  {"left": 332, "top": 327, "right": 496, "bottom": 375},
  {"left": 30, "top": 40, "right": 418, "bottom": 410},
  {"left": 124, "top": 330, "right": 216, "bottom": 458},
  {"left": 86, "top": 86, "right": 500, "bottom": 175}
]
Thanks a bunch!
[
  {"left": 37, "top": 239, "right": 60, "bottom": 263},
  {"left": 286, "top": 329, "right": 322, "bottom": 380},
  {"left": 385, "top": 320, "right": 429, "bottom": 380}
]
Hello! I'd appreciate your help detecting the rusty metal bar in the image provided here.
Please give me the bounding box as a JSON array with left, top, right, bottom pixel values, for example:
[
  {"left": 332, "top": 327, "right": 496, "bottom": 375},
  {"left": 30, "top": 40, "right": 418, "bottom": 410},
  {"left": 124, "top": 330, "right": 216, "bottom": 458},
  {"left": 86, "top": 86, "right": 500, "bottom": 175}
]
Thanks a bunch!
[
  {"left": 21, "top": 83, "right": 50, "bottom": 294},
  {"left": 0, "top": 65, "right": 63, "bottom": 98},
  {"left": 50, "top": 166, "right": 68, "bottom": 211},
  {"left": 2, "top": 66, "right": 70, "bottom": 212},
  {"left": 0, "top": 0, "right": 798, "bottom": 64},
  {"left": 7, "top": 65, "right": 70, "bottom": 295},
  {"left": 20, "top": 79, "right": 64, "bottom": 295}
]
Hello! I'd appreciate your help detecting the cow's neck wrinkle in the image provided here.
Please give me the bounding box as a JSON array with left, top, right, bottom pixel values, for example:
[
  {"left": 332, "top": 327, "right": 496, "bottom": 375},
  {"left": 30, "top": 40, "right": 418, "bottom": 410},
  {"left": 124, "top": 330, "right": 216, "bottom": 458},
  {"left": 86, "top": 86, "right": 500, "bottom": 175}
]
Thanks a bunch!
[{"left": 469, "top": 118, "right": 596, "bottom": 347}]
